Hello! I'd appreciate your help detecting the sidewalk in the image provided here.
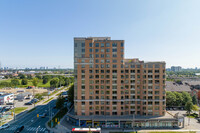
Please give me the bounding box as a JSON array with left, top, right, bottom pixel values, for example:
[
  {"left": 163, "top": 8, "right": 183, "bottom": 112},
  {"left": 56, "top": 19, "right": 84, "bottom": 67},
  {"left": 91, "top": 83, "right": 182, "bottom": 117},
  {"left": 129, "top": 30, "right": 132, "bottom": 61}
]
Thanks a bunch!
[{"left": 45, "top": 85, "right": 73, "bottom": 132}]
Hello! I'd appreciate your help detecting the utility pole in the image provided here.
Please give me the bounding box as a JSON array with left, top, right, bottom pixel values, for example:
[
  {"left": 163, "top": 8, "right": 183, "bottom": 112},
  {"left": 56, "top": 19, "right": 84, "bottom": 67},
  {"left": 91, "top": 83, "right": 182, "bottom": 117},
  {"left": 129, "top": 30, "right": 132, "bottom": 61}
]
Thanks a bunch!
[
  {"left": 33, "top": 87, "right": 35, "bottom": 108},
  {"left": 13, "top": 95, "right": 15, "bottom": 121}
]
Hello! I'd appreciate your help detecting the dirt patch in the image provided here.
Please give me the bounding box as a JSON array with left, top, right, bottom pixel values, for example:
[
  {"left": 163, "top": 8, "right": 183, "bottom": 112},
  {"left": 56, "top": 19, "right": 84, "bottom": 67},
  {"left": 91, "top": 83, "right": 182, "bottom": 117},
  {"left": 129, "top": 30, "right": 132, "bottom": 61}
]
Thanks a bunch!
[{"left": 0, "top": 88, "right": 48, "bottom": 95}]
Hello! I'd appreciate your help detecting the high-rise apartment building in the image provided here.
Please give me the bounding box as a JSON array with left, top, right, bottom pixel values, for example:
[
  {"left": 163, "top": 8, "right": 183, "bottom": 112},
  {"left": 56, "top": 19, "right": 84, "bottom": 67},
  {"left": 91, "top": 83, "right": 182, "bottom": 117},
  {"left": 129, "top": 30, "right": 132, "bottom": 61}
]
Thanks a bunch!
[{"left": 74, "top": 37, "right": 166, "bottom": 117}]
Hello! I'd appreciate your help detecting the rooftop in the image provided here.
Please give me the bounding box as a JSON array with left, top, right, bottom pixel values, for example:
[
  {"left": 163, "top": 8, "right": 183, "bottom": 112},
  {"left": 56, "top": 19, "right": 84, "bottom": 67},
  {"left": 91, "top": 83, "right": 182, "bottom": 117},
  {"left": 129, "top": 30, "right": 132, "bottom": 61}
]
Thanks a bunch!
[
  {"left": 0, "top": 93, "right": 13, "bottom": 97},
  {"left": 166, "top": 81, "right": 191, "bottom": 92}
]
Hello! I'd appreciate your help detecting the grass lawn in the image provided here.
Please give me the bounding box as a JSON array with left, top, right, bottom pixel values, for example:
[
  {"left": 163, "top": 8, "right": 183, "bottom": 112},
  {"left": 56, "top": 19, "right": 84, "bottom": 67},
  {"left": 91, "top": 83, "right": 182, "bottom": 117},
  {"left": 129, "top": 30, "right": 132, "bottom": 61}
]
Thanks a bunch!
[
  {"left": 43, "top": 97, "right": 54, "bottom": 104},
  {"left": 0, "top": 79, "right": 12, "bottom": 83},
  {"left": 10, "top": 107, "right": 28, "bottom": 114},
  {"left": 27, "top": 107, "right": 36, "bottom": 113}
]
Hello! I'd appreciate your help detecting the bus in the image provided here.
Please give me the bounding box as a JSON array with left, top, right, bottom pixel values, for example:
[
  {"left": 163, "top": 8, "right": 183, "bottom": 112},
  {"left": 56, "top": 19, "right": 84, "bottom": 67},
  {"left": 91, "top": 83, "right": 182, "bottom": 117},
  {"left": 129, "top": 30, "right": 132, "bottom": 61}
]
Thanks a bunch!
[{"left": 71, "top": 128, "right": 101, "bottom": 133}]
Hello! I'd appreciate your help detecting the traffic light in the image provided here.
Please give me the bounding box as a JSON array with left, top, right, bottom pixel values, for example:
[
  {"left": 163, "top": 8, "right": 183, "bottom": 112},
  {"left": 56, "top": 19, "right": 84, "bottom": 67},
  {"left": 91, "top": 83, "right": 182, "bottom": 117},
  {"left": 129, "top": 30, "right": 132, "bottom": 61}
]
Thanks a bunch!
[
  {"left": 58, "top": 122, "right": 60, "bottom": 125},
  {"left": 11, "top": 112, "right": 13, "bottom": 116},
  {"left": 55, "top": 118, "right": 57, "bottom": 122},
  {"left": 37, "top": 114, "right": 39, "bottom": 118}
]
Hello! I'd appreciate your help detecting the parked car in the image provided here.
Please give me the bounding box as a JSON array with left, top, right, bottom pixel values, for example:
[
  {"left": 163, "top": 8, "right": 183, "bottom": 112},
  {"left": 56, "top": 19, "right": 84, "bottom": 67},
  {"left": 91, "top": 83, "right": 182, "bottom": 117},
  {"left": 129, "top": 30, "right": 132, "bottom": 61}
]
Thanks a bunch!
[
  {"left": 197, "top": 118, "right": 200, "bottom": 123},
  {"left": 31, "top": 99, "right": 38, "bottom": 103},
  {"left": 6, "top": 102, "right": 14, "bottom": 105},
  {"left": 24, "top": 102, "right": 32, "bottom": 105},
  {"left": 25, "top": 97, "right": 31, "bottom": 100},
  {"left": 0, "top": 124, "right": 10, "bottom": 129},
  {"left": 18, "top": 99, "right": 23, "bottom": 102},
  {"left": 14, "top": 125, "right": 24, "bottom": 133}
]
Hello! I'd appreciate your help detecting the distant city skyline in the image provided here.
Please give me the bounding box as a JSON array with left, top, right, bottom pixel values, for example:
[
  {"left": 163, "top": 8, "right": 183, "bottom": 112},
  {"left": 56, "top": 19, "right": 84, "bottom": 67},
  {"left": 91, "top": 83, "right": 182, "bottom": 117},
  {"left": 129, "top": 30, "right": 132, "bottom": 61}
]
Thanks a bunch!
[{"left": 1, "top": 0, "right": 200, "bottom": 68}]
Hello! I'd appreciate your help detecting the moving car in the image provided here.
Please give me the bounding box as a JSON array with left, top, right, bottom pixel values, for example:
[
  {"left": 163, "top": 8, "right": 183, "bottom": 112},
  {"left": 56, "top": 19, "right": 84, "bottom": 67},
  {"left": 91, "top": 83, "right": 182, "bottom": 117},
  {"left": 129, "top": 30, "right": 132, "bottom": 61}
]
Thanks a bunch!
[
  {"left": 14, "top": 125, "right": 24, "bottom": 133},
  {"left": 0, "top": 124, "right": 10, "bottom": 129},
  {"left": 41, "top": 113, "right": 47, "bottom": 118}
]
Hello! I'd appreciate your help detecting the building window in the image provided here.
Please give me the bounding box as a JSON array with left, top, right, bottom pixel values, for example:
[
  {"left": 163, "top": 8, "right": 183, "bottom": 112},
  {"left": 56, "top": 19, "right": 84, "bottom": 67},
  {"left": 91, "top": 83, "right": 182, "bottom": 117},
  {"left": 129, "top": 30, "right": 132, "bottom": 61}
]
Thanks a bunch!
[
  {"left": 113, "top": 54, "right": 117, "bottom": 57},
  {"left": 101, "top": 43, "right": 104, "bottom": 47},
  {"left": 101, "top": 54, "right": 104, "bottom": 58},
  {"left": 106, "top": 54, "right": 110, "bottom": 58},
  {"left": 82, "top": 43, "right": 85, "bottom": 47},
  {"left": 95, "top": 49, "right": 99, "bottom": 52},
  {"left": 82, "top": 49, "right": 85, "bottom": 52},
  {"left": 106, "top": 43, "right": 110, "bottom": 47},
  {"left": 74, "top": 43, "right": 77, "bottom": 47},
  {"left": 89, "top": 49, "right": 93, "bottom": 52},
  {"left": 95, "top": 43, "right": 99, "bottom": 47},
  {"left": 113, "top": 65, "right": 117, "bottom": 68},
  {"left": 121, "top": 43, "right": 124, "bottom": 47},
  {"left": 106, "top": 49, "right": 110, "bottom": 52},
  {"left": 112, "top": 43, "right": 117, "bottom": 47},
  {"left": 89, "top": 43, "right": 93, "bottom": 47},
  {"left": 101, "top": 49, "right": 104, "bottom": 52},
  {"left": 112, "top": 48, "right": 117, "bottom": 52},
  {"left": 95, "top": 54, "right": 99, "bottom": 58},
  {"left": 89, "top": 54, "right": 93, "bottom": 58}
]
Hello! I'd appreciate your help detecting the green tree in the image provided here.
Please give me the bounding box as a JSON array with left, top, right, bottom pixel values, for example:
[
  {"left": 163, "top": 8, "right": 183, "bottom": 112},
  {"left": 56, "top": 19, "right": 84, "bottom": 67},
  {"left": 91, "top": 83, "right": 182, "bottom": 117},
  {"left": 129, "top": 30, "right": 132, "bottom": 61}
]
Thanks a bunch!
[
  {"left": 43, "top": 78, "right": 48, "bottom": 84},
  {"left": 18, "top": 73, "right": 26, "bottom": 79},
  {"left": 185, "top": 101, "right": 193, "bottom": 115},
  {"left": 27, "top": 75, "right": 32, "bottom": 80},
  {"left": 59, "top": 77, "right": 65, "bottom": 87},
  {"left": 56, "top": 96, "right": 65, "bottom": 109},
  {"left": 192, "top": 105, "right": 199, "bottom": 112},
  {"left": 174, "top": 92, "right": 183, "bottom": 106},
  {"left": 64, "top": 77, "right": 70, "bottom": 86},
  {"left": 11, "top": 79, "right": 20, "bottom": 86},
  {"left": 35, "top": 94, "right": 43, "bottom": 100},
  {"left": 35, "top": 74, "right": 42, "bottom": 79},
  {"left": 68, "top": 84, "right": 74, "bottom": 104},
  {"left": 50, "top": 78, "right": 59, "bottom": 88},
  {"left": 182, "top": 92, "right": 192, "bottom": 105},
  {"left": 185, "top": 101, "right": 193, "bottom": 126},
  {"left": 32, "top": 78, "right": 38, "bottom": 87},
  {"left": 21, "top": 79, "right": 28, "bottom": 85},
  {"left": 166, "top": 91, "right": 176, "bottom": 106},
  {"left": 192, "top": 95, "right": 198, "bottom": 105}
]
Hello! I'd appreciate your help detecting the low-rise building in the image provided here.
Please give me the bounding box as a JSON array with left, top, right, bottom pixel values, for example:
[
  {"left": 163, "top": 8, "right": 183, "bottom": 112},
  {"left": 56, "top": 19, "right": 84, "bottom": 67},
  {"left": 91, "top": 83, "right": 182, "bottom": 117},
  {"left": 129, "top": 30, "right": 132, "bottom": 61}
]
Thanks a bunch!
[
  {"left": 0, "top": 93, "right": 14, "bottom": 105},
  {"left": 16, "top": 92, "right": 32, "bottom": 100}
]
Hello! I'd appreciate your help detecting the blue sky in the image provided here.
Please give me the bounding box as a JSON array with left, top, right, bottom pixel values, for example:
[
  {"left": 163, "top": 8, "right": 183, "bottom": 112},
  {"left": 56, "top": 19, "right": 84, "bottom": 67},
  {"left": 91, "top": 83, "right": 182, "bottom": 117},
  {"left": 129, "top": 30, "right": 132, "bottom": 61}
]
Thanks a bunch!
[{"left": 0, "top": 0, "right": 200, "bottom": 68}]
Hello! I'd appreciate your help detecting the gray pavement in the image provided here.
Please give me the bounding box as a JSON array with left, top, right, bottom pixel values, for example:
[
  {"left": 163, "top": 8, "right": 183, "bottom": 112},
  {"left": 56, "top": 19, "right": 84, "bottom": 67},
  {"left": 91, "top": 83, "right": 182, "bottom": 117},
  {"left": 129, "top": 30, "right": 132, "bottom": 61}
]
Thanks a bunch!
[{"left": 0, "top": 100, "right": 58, "bottom": 133}]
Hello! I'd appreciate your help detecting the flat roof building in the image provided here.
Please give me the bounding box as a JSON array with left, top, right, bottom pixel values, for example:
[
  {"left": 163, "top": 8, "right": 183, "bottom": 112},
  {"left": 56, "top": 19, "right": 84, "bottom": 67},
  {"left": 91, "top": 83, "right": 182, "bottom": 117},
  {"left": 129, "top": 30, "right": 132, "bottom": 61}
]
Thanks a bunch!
[{"left": 70, "top": 37, "right": 184, "bottom": 129}]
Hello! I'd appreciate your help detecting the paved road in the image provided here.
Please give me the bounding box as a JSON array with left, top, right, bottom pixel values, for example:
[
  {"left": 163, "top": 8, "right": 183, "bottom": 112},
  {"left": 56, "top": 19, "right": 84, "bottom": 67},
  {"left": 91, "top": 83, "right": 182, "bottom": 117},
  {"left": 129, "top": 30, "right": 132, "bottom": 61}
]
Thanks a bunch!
[{"left": 0, "top": 99, "right": 58, "bottom": 133}]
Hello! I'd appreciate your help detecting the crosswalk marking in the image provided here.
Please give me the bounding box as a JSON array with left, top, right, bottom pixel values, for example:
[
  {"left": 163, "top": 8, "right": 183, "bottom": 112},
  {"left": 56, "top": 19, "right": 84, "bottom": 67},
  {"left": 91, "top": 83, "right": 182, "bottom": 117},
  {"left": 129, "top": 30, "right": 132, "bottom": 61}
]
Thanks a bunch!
[{"left": 4, "top": 125, "right": 46, "bottom": 132}]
